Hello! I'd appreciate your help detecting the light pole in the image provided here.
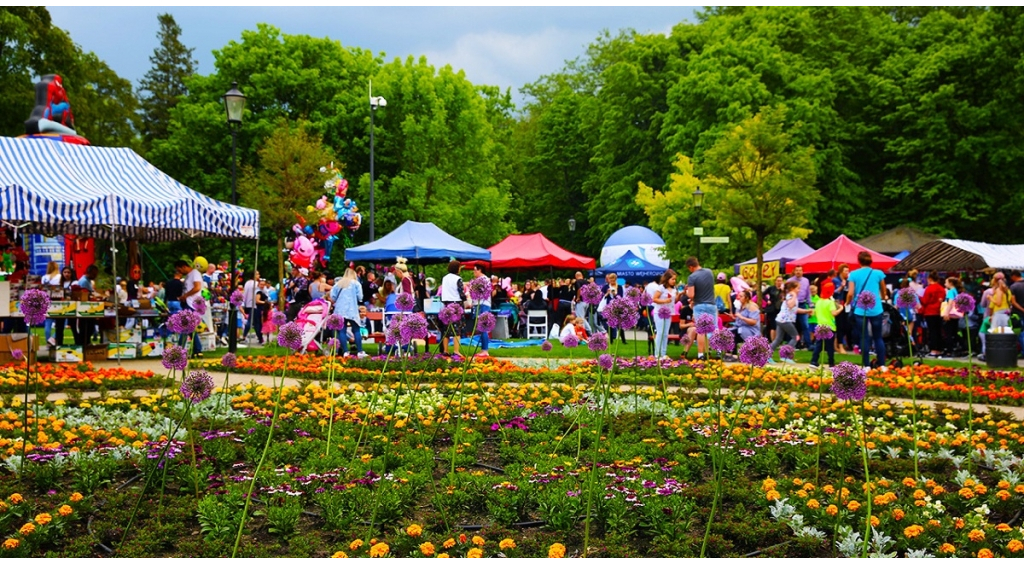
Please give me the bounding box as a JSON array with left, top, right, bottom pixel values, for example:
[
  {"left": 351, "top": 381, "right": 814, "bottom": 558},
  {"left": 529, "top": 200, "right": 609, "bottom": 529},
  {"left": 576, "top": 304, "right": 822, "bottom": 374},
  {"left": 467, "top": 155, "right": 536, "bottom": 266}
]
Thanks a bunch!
[
  {"left": 223, "top": 81, "right": 245, "bottom": 353},
  {"left": 369, "top": 83, "right": 387, "bottom": 242},
  {"left": 567, "top": 217, "right": 576, "bottom": 253},
  {"left": 692, "top": 187, "right": 704, "bottom": 263}
]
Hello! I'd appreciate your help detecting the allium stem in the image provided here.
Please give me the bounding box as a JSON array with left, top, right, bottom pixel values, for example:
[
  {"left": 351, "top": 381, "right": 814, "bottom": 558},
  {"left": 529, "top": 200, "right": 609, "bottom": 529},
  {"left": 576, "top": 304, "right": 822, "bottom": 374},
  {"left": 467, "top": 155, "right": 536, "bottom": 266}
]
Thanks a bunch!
[
  {"left": 582, "top": 339, "right": 619, "bottom": 558},
  {"left": 965, "top": 316, "right": 975, "bottom": 473},
  {"left": 907, "top": 324, "right": 919, "bottom": 481},
  {"left": 324, "top": 341, "right": 340, "bottom": 457},
  {"left": 856, "top": 400, "right": 873, "bottom": 558}
]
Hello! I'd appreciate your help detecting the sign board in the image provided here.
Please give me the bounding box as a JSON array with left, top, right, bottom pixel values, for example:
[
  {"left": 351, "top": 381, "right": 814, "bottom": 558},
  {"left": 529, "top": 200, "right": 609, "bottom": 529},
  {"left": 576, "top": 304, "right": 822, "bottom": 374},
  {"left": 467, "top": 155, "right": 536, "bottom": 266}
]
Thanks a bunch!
[
  {"left": 740, "top": 261, "right": 780, "bottom": 281},
  {"left": 700, "top": 236, "right": 730, "bottom": 244},
  {"left": 28, "top": 235, "right": 64, "bottom": 276},
  {"left": 692, "top": 227, "right": 704, "bottom": 236}
]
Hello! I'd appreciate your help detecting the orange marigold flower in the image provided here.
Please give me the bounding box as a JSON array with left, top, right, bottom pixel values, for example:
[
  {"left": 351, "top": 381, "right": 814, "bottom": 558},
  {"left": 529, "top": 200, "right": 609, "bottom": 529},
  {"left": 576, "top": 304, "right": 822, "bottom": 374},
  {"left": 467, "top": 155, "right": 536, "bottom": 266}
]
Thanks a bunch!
[
  {"left": 904, "top": 525, "right": 924, "bottom": 539},
  {"left": 914, "top": 499, "right": 927, "bottom": 507},
  {"left": 437, "top": 554, "right": 450, "bottom": 558},
  {"left": 58, "top": 505, "right": 72, "bottom": 517},
  {"left": 2, "top": 539, "right": 18, "bottom": 550},
  {"left": 823, "top": 484, "right": 835, "bottom": 495},
  {"left": 902, "top": 477, "right": 917, "bottom": 487},
  {"left": 766, "top": 490, "right": 781, "bottom": 501},
  {"left": 499, "top": 539, "right": 516, "bottom": 550},
  {"left": 420, "top": 542, "right": 436, "bottom": 556},
  {"left": 931, "top": 485, "right": 945, "bottom": 496},
  {"left": 792, "top": 478, "right": 804, "bottom": 486},
  {"left": 1008, "top": 539, "right": 1024, "bottom": 553},
  {"left": 443, "top": 539, "right": 456, "bottom": 550},
  {"left": 958, "top": 487, "right": 974, "bottom": 499},
  {"left": 1015, "top": 484, "right": 1024, "bottom": 495},
  {"left": 8, "top": 494, "right": 23, "bottom": 505},
  {"left": 974, "top": 484, "right": 988, "bottom": 495},
  {"left": 331, "top": 551, "right": 348, "bottom": 558},
  {"left": 892, "top": 509, "right": 905, "bottom": 521},
  {"left": 826, "top": 504, "right": 839, "bottom": 516},
  {"left": 978, "top": 548, "right": 994, "bottom": 558},
  {"left": 870, "top": 516, "right": 880, "bottom": 527},
  {"left": 34, "top": 513, "right": 52, "bottom": 526},
  {"left": 467, "top": 548, "right": 483, "bottom": 558},
  {"left": 806, "top": 499, "right": 820, "bottom": 510},
  {"left": 968, "top": 529, "right": 985, "bottom": 542},
  {"left": 349, "top": 539, "right": 364, "bottom": 551},
  {"left": 69, "top": 492, "right": 83, "bottom": 503},
  {"left": 369, "top": 543, "right": 389, "bottom": 558},
  {"left": 18, "top": 523, "right": 34, "bottom": 536},
  {"left": 847, "top": 500, "right": 861, "bottom": 512},
  {"left": 548, "top": 543, "right": 566, "bottom": 558},
  {"left": 939, "top": 543, "right": 956, "bottom": 554},
  {"left": 928, "top": 519, "right": 941, "bottom": 528},
  {"left": 913, "top": 489, "right": 926, "bottom": 500},
  {"left": 406, "top": 524, "right": 423, "bottom": 538},
  {"left": 472, "top": 536, "right": 485, "bottom": 547},
  {"left": 761, "top": 478, "right": 777, "bottom": 492},
  {"left": 997, "top": 490, "right": 1011, "bottom": 501},
  {"left": 996, "top": 523, "right": 1012, "bottom": 532},
  {"left": 459, "top": 534, "right": 468, "bottom": 544},
  {"left": 997, "top": 480, "right": 1011, "bottom": 490},
  {"left": 955, "top": 518, "right": 965, "bottom": 530}
]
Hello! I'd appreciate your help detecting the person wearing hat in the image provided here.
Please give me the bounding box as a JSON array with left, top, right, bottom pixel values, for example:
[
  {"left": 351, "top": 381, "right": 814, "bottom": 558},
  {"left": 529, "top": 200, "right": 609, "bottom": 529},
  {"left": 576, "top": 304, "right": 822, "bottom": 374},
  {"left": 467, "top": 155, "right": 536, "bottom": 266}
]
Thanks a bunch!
[
  {"left": 714, "top": 272, "right": 733, "bottom": 315},
  {"left": 394, "top": 257, "right": 413, "bottom": 296}
]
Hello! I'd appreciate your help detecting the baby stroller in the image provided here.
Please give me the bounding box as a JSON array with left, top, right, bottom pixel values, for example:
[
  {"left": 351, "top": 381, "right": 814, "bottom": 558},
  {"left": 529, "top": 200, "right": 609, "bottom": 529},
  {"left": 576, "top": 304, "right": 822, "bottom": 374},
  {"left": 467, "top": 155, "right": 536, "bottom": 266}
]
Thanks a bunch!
[
  {"left": 295, "top": 299, "right": 330, "bottom": 353},
  {"left": 881, "top": 302, "right": 912, "bottom": 362}
]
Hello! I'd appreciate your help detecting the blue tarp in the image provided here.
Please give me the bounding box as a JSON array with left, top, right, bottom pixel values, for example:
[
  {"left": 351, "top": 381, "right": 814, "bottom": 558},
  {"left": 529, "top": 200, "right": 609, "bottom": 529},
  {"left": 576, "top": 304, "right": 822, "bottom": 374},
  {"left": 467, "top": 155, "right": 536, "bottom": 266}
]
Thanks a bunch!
[
  {"left": 344, "top": 220, "right": 491, "bottom": 264},
  {"left": 593, "top": 250, "right": 665, "bottom": 280},
  {"left": 456, "top": 337, "right": 545, "bottom": 348}
]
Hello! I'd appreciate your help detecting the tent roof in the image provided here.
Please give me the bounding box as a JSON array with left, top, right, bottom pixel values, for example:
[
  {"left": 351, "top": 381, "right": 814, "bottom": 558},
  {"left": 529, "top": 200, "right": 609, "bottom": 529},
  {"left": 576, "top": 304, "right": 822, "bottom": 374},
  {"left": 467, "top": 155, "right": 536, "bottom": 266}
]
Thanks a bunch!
[
  {"left": 856, "top": 226, "right": 940, "bottom": 254},
  {"left": 0, "top": 136, "right": 259, "bottom": 242},
  {"left": 604, "top": 225, "right": 665, "bottom": 246},
  {"left": 344, "top": 220, "right": 491, "bottom": 264},
  {"left": 737, "top": 238, "right": 816, "bottom": 266},
  {"left": 482, "top": 233, "right": 596, "bottom": 270},
  {"left": 594, "top": 250, "right": 665, "bottom": 279},
  {"left": 892, "top": 239, "right": 1024, "bottom": 272},
  {"left": 785, "top": 235, "right": 899, "bottom": 273}
]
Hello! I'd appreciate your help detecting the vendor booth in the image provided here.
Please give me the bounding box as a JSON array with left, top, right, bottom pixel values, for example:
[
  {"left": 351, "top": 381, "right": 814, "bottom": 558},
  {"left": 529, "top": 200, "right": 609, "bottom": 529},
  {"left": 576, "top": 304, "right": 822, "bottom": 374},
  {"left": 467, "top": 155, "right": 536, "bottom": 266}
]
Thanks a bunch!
[
  {"left": 594, "top": 250, "right": 665, "bottom": 282},
  {"left": 475, "top": 233, "right": 595, "bottom": 271},
  {"left": 600, "top": 225, "right": 668, "bottom": 269},
  {"left": 785, "top": 235, "right": 898, "bottom": 274},
  {"left": 891, "top": 239, "right": 1024, "bottom": 272},
  {"left": 344, "top": 220, "right": 491, "bottom": 264},
  {"left": 734, "top": 238, "right": 815, "bottom": 280}
]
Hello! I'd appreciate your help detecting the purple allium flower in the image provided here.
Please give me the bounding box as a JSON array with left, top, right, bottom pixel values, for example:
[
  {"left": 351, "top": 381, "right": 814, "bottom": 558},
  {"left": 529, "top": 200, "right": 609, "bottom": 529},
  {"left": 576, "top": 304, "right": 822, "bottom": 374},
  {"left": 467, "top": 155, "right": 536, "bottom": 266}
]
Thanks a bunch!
[
  {"left": 229, "top": 290, "right": 244, "bottom": 308},
  {"left": 561, "top": 333, "right": 579, "bottom": 348},
  {"left": 221, "top": 352, "right": 238, "bottom": 369},
  {"left": 779, "top": 344, "right": 795, "bottom": 361},
  {"left": 395, "top": 293, "right": 416, "bottom": 312},
  {"left": 439, "top": 302, "right": 463, "bottom": 325},
  {"left": 625, "top": 286, "right": 643, "bottom": 305},
  {"left": 738, "top": 335, "right": 772, "bottom": 367},
  {"left": 709, "top": 329, "right": 735, "bottom": 354},
  {"left": 192, "top": 298, "right": 208, "bottom": 316},
  {"left": 325, "top": 337, "right": 341, "bottom": 351},
  {"left": 602, "top": 296, "right": 640, "bottom": 330},
  {"left": 271, "top": 310, "right": 288, "bottom": 326},
  {"left": 161, "top": 344, "right": 188, "bottom": 371},
  {"left": 598, "top": 353, "right": 614, "bottom": 371},
  {"left": 855, "top": 291, "right": 876, "bottom": 311},
  {"left": 813, "top": 324, "right": 834, "bottom": 342},
  {"left": 656, "top": 306, "right": 673, "bottom": 320},
  {"left": 400, "top": 315, "right": 429, "bottom": 344},
  {"left": 895, "top": 287, "right": 918, "bottom": 310},
  {"left": 325, "top": 314, "right": 345, "bottom": 331},
  {"left": 541, "top": 340, "right": 553, "bottom": 352},
  {"left": 954, "top": 292, "right": 976, "bottom": 315},
  {"left": 680, "top": 333, "right": 693, "bottom": 349},
  {"left": 277, "top": 321, "right": 304, "bottom": 351},
  {"left": 476, "top": 312, "right": 496, "bottom": 333},
  {"left": 638, "top": 291, "right": 653, "bottom": 308},
  {"left": 180, "top": 369, "right": 214, "bottom": 404},
  {"left": 830, "top": 361, "right": 867, "bottom": 401},
  {"left": 385, "top": 317, "right": 403, "bottom": 346},
  {"left": 588, "top": 332, "right": 609, "bottom": 352},
  {"left": 168, "top": 310, "right": 202, "bottom": 335},
  {"left": 580, "top": 282, "right": 604, "bottom": 306},
  {"left": 468, "top": 276, "right": 492, "bottom": 302},
  {"left": 19, "top": 289, "right": 51, "bottom": 326},
  {"left": 695, "top": 313, "right": 716, "bottom": 335},
  {"left": 10, "top": 349, "right": 24, "bottom": 362}
]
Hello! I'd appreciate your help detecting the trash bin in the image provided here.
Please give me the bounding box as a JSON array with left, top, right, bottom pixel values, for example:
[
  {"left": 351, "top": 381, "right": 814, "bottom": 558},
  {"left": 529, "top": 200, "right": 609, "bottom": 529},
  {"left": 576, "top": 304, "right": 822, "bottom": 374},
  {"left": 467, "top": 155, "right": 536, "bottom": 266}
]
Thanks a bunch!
[{"left": 986, "top": 332, "right": 1018, "bottom": 369}]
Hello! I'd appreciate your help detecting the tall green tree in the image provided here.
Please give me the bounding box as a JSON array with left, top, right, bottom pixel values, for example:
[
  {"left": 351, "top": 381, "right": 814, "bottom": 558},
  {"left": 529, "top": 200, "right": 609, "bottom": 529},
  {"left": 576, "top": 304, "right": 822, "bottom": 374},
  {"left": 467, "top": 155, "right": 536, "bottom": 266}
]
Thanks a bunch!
[{"left": 138, "top": 13, "right": 196, "bottom": 152}]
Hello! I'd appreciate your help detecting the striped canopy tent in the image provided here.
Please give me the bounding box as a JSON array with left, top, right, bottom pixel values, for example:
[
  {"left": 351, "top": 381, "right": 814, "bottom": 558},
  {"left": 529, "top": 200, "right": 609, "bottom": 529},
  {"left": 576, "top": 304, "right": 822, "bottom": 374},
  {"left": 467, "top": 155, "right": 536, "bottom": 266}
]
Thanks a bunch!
[{"left": 0, "top": 137, "right": 259, "bottom": 241}]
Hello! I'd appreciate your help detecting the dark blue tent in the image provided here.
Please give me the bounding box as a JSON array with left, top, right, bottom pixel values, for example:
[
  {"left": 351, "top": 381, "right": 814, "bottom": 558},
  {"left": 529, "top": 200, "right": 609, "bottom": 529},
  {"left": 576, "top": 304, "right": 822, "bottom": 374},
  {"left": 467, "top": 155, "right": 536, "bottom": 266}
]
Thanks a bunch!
[
  {"left": 593, "top": 250, "right": 665, "bottom": 280},
  {"left": 344, "top": 220, "right": 491, "bottom": 264}
]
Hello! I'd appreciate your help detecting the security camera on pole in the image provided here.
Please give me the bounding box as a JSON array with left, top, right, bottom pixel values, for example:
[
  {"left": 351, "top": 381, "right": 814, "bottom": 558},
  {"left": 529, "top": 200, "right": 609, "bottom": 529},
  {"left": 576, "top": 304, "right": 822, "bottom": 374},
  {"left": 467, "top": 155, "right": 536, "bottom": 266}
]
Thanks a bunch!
[{"left": 369, "top": 82, "right": 387, "bottom": 243}]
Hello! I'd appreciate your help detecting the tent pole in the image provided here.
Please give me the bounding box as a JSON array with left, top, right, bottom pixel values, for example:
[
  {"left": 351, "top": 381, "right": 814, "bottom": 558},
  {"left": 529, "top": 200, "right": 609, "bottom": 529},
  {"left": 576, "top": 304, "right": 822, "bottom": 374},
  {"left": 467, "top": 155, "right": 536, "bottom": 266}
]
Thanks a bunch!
[{"left": 110, "top": 227, "right": 120, "bottom": 366}]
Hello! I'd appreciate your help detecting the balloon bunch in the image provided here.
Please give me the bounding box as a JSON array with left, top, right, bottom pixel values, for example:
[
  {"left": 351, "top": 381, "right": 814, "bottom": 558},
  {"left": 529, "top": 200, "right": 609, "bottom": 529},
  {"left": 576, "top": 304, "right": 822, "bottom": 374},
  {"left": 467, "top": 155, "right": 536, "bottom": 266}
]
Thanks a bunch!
[{"left": 283, "top": 163, "right": 362, "bottom": 271}]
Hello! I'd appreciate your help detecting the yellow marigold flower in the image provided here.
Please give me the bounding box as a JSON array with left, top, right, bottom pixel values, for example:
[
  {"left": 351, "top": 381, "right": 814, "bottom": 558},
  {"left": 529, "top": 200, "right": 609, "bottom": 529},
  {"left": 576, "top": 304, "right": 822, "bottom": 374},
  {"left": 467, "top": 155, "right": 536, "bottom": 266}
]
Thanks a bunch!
[
  {"left": 914, "top": 499, "right": 927, "bottom": 507},
  {"left": 847, "top": 500, "right": 861, "bottom": 512},
  {"left": 499, "top": 539, "right": 516, "bottom": 550},
  {"left": 870, "top": 516, "right": 880, "bottom": 527},
  {"left": 792, "top": 478, "right": 804, "bottom": 486},
  {"left": 904, "top": 525, "right": 924, "bottom": 538},
  {"left": 826, "top": 504, "right": 839, "bottom": 516},
  {"left": 437, "top": 554, "right": 450, "bottom": 558},
  {"left": 958, "top": 487, "right": 974, "bottom": 499},
  {"left": 350, "top": 539, "right": 364, "bottom": 551},
  {"left": 761, "top": 478, "right": 777, "bottom": 492},
  {"left": 928, "top": 519, "right": 941, "bottom": 528},
  {"left": 443, "top": 538, "right": 456, "bottom": 550},
  {"left": 34, "top": 513, "right": 52, "bottom": 526},
  {"left": 472, "top": 536, "right": 485, "bottom": 547},
  {"left": 420, "top": 542, "right": 436, "bottom": 556},
  {"left": 795, "top": 490, "right": 808, "bottom": 499},
  {"left": 978, "top": 548, "right": 994, "bottom": 558},
  {"left": 766, "top": 490, "right": 781, "bottom": 501},
  {"left": 331, "top": 551, "right": 348, "bottom": 558},
  {"left": 823, "top": 484, "right": 835, "bottom": 495},
  {"left": 58, "top": 505, "right": 72, "bottom": 517},
  {"left": 964, "top": 478, "right": 976, "bottom": 487},
  {"left": 939, "top": 543, "right": 956, "bottom": 554},
  {"left": 2, "top": 539, "right": 18, "bottom": 550},
  {"left": 1008, "top": 539, "right": 1024, "bottom": 553},
  {"left": 913, "top": 489, "right": 927, "bottom": 500},
  {"left": 369, "top": 543, "right": 389, "bottom": 558},
  {"left": 467, "top": 548, "right": 483, "bottom": 558},
  {"left": 18, "top": 523, "right": 34, "bottom": 536},
  {"left": 892, "top": 509, "right": 905, "bottom": 521},
  {"left": 968, "top": 529, "right": 985, "bottom": 542},
  {"left": 406, "top": 524, "right": 423, "bottom": 538},
  {"left": 806, "top": 499, "right": 820, "bottom": 510},
  {"left": 548, "top": 543, "right": 566, "bottom": 558},
  {"left": 8, "top": 494, "right": 23, "bottom": 505},
  {"left": 902, "top": 477, "right": 917, "bottom": 487},
  {"left": 802, "top": 483, "right": 816, "bottom": 492}
]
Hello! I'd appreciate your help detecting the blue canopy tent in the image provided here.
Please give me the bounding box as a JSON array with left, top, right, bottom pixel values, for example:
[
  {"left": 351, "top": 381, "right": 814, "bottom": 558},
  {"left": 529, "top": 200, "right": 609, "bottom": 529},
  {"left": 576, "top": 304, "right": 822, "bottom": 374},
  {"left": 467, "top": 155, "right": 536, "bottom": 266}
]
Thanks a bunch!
[
  {"left": 593, "top": 250, "right": 665, "bottom": 281},
  {"left": 344, "top": 220, "right": 491, "bottom": 264}
]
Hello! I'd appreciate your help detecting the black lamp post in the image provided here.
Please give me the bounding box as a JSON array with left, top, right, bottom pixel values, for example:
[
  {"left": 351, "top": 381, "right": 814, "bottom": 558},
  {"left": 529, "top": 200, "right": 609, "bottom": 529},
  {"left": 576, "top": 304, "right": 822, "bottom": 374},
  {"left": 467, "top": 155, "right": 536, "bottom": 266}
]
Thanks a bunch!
[
  {"left": 567, "top": 217, "right": 576, "bottom": 252},
  {"left": 223, "top": 81, "right": 245, "bottom": 353},
  {"left": 369, "top": 88, "right": 387, "bottom": 242},
  {"left": 692, "top": 187, "right": 704, "bottom": 263}
]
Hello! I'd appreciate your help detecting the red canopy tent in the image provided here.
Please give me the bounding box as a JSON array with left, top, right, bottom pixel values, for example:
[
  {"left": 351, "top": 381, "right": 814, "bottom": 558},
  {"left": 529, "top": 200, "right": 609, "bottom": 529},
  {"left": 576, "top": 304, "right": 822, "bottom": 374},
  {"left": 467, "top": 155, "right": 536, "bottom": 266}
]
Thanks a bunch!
[
  {"left": 785, "top": 235, "right": 899, "bottom": 274},
  {"left": 473, "top": 233, "right": 596, "bottom": 270}
]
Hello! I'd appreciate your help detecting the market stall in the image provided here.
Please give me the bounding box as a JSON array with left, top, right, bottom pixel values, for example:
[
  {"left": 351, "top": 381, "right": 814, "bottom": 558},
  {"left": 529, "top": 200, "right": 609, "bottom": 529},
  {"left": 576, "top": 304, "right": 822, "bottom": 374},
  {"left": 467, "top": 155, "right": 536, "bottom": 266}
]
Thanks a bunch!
[
  {"left": 891, "top": 239, "right": 1024, "bottom": 272},
  {"left": 473, "top": 233, "right": 595, "bottom": 271},
  {"left": 785, "top": 235, "right": 898, "bottom": 274},
  {"left": 344, "top": 220, "right": 491, "bottom": 264},
  {"left": 734, "top": 238, "right": 815, "bottom": 280}
]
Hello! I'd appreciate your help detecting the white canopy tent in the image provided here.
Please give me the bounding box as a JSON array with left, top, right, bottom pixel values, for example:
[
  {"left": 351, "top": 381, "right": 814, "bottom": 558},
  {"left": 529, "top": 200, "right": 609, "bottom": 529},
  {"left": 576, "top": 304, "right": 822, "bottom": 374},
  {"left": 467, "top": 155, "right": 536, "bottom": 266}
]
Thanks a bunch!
[{"left": 891, "top": 239, "right": 1024, "bottom": 272}]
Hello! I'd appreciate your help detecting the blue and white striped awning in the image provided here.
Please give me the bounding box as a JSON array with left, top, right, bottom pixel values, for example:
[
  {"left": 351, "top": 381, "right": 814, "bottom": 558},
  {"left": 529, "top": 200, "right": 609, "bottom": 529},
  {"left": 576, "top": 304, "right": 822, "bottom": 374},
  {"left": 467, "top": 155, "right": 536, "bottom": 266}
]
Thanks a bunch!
[{"left": 0, "top": 137, "right": 259, "bottom": 242}]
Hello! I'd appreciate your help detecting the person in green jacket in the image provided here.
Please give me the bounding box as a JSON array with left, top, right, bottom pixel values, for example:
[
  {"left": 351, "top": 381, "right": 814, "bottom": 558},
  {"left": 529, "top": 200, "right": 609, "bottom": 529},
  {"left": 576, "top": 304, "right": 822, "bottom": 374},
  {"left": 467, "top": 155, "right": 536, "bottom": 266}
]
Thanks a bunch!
[{"left": 810, "top": 292, "right": 843, "bottom": 368}]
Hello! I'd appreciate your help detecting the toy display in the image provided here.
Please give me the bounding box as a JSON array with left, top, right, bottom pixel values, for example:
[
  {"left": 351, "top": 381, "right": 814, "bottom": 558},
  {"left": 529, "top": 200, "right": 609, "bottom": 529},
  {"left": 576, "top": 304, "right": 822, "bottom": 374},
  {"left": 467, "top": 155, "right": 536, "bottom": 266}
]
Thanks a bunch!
[
  {"left": 22, "top": 74, "right": 90, "bottom": 145},
  {"left": 283, "top": 162, "right": 361, "bottom": 271}
]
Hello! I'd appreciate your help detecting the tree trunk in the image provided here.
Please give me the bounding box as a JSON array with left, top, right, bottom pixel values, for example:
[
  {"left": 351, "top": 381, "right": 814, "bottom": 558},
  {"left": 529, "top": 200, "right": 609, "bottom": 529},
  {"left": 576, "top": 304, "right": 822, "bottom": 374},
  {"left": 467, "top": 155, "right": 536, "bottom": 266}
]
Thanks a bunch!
[{"left": 277, "top": 236, "right": 286, "bottom": 310}]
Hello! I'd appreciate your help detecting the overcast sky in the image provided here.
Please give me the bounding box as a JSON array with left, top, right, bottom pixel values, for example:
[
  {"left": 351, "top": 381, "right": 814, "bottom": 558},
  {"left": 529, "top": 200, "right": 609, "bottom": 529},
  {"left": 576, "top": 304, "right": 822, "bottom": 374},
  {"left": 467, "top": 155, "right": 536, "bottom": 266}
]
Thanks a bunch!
[{"left": 48, "top": 6, "right": 698, "bottom": 106}]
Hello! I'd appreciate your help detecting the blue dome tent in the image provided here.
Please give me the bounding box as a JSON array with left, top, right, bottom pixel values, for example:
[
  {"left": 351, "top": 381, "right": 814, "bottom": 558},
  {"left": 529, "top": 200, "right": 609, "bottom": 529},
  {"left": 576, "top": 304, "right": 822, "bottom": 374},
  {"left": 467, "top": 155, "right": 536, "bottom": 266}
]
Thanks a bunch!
[
  {"left": 594, "top": 250, "right": 666, "bottom": 281},
  {"left": 600, "top": 226, "right": 669, "bottom": 269}
]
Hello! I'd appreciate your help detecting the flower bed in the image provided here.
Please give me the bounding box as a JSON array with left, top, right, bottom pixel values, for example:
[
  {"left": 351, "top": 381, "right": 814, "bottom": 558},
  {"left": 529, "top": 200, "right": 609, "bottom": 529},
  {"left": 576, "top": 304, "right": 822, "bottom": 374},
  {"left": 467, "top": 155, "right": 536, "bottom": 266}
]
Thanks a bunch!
[{"left": 0, "top": 363, "right": 164, "bottom": 393}]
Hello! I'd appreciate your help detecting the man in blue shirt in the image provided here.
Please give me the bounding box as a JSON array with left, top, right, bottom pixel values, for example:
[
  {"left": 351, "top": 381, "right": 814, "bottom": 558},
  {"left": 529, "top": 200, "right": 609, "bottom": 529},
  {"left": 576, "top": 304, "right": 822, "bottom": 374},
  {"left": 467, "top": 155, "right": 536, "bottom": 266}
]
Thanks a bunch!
[
  {"left": 787, "top": 265, "right": 811, "bottom": 349},
  {"left": 847, "top": 251, "right": 889, "bottom": 369}
]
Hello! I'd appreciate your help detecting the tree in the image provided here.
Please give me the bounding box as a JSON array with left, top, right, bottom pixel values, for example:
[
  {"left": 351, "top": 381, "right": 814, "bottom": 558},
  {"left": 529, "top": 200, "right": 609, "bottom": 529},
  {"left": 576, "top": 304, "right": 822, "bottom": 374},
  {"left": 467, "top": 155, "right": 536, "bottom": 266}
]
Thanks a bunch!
[
  {"left": 238, "top": 120, "right": 334, "bottom": 298},
  {"left": 138, "top": 13, "right": 196, "bottom": 152}
]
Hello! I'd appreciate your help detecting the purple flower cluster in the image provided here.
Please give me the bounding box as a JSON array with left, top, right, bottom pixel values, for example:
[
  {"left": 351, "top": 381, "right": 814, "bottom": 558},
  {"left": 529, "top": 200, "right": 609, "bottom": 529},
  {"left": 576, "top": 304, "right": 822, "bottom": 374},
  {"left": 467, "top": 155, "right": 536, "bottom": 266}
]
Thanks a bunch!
[
  {"left": 602, "top": 296, "right": 640, "bottom": 330},
  {"left": 598, "top": 353, "right": 614, "bottom": 371},
  {"left": 277, "top": 321, "right": 304, "bottom": 351},
  {"left": 813, "top": 324, "right": 834, "bottom": 341},
  {"left": 695, "top": 313, "right": 716, "bottom": 335},
  {"left": 709, "top": 329, "right": 735, "bottom": 354},
  {"left": 385, "top": 318, "right": 403, "bottom": 346},
  {"left": 325, "top": 314, "right": 345, "bottom": 331},
  {"left": 656, "top": 306, "right": 673, "bottom": 320},
  {"left": 588, "top": 332, "right": 609, "bottom": 352},
  {"left": 167, "top": 310, "right": 202, "bottom": 335},
  {"left": 954, "top": 292, "right": 976, "bottom": 315},
  {"left": 830, "top": 361, "right": 867, "bottom": 401},
  {"left": 779, "top": 344, "right": 795, "bottom": 361},
  {"left": 180, "top": 369, "right": 214, "bottom": 404},
  {"left": 476, "top": 312, "right": 496, "bottom": 333},
  {"left": 468, "top": 277, "right": 492, "bottom": 302},
  {"left": 540, "top": 340, "right": 553, "bottom": 352},
  {"left": 271, "top": 310, "right": 288, "bottom": 326},
  {"left": 625, "top": 286, "right": 643, "bottom": 304},
  {"left": 739, "top": 335, "right": 772, "bottom": 367},
  {"left": 439, "top": 303, "right": 463, "bottom": 325},
  {"left": 855, "top": 291, "right": 876, "bottom": 311},
  {"left": 325, "top": 337, "right": 341, "bottom": 351},
  {"left": 229, "top": 290, "right": 244, "bottom": 308},
  {"left": 11, "top": 349, "right": 24, "bottom": 362},
  {"left": 561, "top": 333, "right": 579, "bottom": 348},
  {"left": 400, "top": 315, "right": 429, "bottom": 344},
  {"left": 161, "top": 344, "right": 188, "bottom": 371},
  {"left": 895, "top": 287, "right": 918, "bottom": 310},
  {"left": 19, "top": 289, "right": 51, "bottom": 326},
  {"left": 192, "top": 298, "right": 208, "bottom": 316},
  {"left": 221, "top": 352, "right": 238, "bottom": 369},
  {"left": 395, "top": 293, "right": 417, "bottom": 312},
  {"left": 579, "top": 282, "right": 604, "bottom": 306}
]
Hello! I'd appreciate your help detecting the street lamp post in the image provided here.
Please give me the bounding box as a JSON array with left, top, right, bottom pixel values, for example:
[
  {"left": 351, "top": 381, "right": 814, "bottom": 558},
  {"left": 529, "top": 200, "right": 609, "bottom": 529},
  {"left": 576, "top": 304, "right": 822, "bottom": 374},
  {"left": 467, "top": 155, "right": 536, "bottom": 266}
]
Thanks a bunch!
[
  {"left": 223, "top": 82, "right": 246, "bottom": 353},
  {"left": 692, "top": 188, "right": 704, "bottom": 263},
  {"left": 369, "top": 83, "right": 387, "bottom": 242},
  {"left": 567, "top": 217, "right": 576, "bottom": 253}
]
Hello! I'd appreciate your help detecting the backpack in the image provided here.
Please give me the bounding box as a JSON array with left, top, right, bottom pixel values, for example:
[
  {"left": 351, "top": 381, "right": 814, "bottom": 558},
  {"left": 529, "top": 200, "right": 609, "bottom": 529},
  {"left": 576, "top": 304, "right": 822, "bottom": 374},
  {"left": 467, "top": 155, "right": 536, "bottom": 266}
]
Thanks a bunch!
[{"left": 716, "top": 296, "right": 727, "bottom": 313}]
